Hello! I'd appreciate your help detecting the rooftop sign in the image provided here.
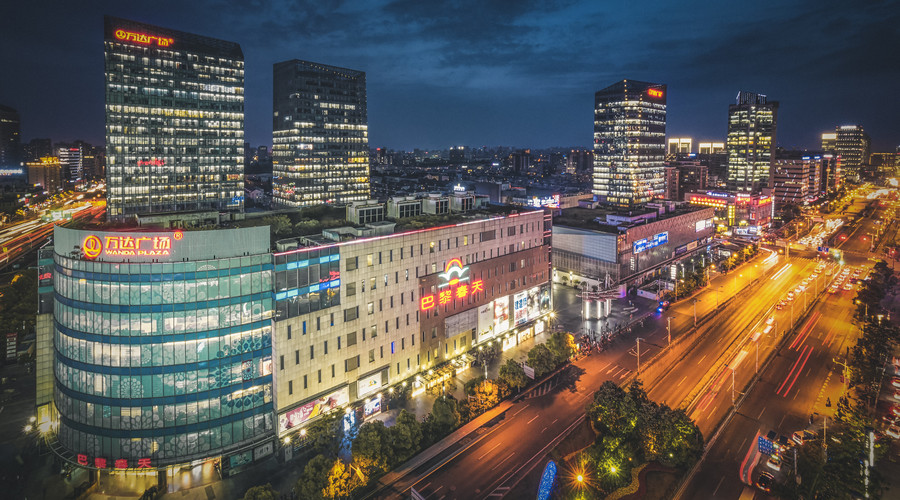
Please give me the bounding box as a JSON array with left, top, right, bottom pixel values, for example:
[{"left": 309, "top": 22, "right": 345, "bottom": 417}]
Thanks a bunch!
[{"left": 114, "top": 29, "right": 174, "bottom": 47}]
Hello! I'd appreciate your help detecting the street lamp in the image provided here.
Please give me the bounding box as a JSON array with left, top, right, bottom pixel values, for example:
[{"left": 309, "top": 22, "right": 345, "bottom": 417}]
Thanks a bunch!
[
  {"left": 667, "top": 316, "right": 672, "bottom": 346},
  {"left": 636, "top": 338, "right": 645, "bottom": 373}
]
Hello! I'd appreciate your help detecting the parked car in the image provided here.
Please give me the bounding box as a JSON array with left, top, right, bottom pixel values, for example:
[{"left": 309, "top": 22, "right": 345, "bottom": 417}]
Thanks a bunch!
[
  {"left": 792, "top": 430, "right": 817, "bottom": 445},
  {"left": 767, "top": 454, "right": 782, "bottom": 472},
  {"left": 892, "top": 378, "right": 900, "bottom": 389}
]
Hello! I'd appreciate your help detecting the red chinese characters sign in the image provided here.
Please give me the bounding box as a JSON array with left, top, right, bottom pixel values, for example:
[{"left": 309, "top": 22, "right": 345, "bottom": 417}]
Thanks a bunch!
[
  {"left": 420, "top": 258, "right": 485, "bottom": 311},
  {"left": 82, "top": 232, "right": 182, "bottom": 259},
  {"left": 647, "top": 88, "right": 664, "bottom": 98},
  {"left": 114, "top": 29, "right": 174, "bottom": 47},
  {"left": 76, "top": 454, "right": 152, "bottom": 469}
]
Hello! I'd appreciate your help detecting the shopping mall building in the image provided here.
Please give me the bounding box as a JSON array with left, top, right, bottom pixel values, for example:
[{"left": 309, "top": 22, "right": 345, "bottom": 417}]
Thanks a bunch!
[{"left": 37, "top": 201, "right": 552, "bottom": 481}]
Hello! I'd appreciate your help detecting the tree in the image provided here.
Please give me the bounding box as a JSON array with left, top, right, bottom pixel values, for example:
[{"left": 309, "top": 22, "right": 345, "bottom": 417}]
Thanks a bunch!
[
  {"left": 242, "top": 484, "right": 278, "bottom": 500},
  {"left": 527, "top": 344, "right": 557, "bottom": 378},
  {"left": 587, "top": 381, "right": 640, "bottom": 438},
  {"left": 324, "top": 459, "right": 363, "bottom": 499},
  {"left": 261, "top": 214, "right": 292, "bottom": 237},
  {"left": 297, "top": 455, "right": 331, "bottom": 500},
  {"left": 431, "top": 395, "right": 460, "bottom": 433},
  {"left": 389, "top": 410, "right": 423, "bottom": 463},
  {"left": 352, "top": 421, "right": 394, "bottom": 472},
  {"left": 545, "top": 331, "right": 574, "bottom": 365},
  {"left": 306, "top": 411, "right": 343, "bottom": 457},
  {"left": 467, "top": 379, "right": 501, "bottom": 415},
  {"left": 498, "top": 359, "right": 528, "bottom": 391}
]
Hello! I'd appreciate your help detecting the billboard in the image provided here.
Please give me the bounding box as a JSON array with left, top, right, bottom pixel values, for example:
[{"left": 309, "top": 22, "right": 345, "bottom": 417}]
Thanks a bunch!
[
  {"left": 278, "top": 386, "right": 350, "bottom": 433},
  {"left": 477, "top": 302, "right": 495, "bottom": 343},
  {"left": 633, "top": 232, "right": 668, "bottom": 254},
  {"left": 493, "top": 296, "right": 510, "bottom": 334},
  {"left": 357, "top": 372, "right": 383, "bottom": 398},
  {"left": 514, "top": 291, "right": 528, "bottom": 326}
]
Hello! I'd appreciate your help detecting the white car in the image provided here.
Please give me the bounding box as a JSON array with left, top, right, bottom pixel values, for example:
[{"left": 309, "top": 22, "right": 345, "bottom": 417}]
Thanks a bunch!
[
  {"left": 888, "top": 426, "right": 900, "bottom": 440},
  {"left": 844, "top": 283, "right": 853, "bottom": 291},
  {"left": 891, "top": 378, "right": 900, "bottom": 389},
  {"left": 767, "top": 454, "right": 782, "bottom": 472},
  {"left": 766, "top": 316, "right": 775, "bottom": 325}
]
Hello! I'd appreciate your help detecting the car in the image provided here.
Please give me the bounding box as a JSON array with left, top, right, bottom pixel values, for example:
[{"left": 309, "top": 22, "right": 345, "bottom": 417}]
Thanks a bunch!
[
  {"left": 787, "top": 291, "right": 795, "bottom": 299},
  {"left": 893, "top": 390, "right": 900, "bottom": 401},
  {"left": 891, "top": 378, "right": 900, "bottom": 389},
  {"left": 767, "top": 454, "right": 782, "bottom": 472},
  {"left": 792, "top": 430, "right": 817, "bottom": 445},
  {"left": 888, "top": 426, "right": 900, "bottom": 439},
  {"left": 829, "top": 287, "right": 839, "bottom": 294},
  {"left": 757, "top": 471, "right": 774, "bottom": 492},
  {"left": 766, "top": 316, "right": 775, "bottom": 325},
  {"left": 776, "top": 301, "right": 785, "bottom": 310},
  {"left": 844, "top": 283, "right": 854, "bottom": 291},
  {"left": 891, "top": 405, "right": 900, "bottom": 418}
]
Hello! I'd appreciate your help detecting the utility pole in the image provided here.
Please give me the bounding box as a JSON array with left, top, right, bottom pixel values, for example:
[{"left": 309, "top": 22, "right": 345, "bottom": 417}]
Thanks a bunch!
[
  {"left": 667, "top": 317, "right": 672, "bottom": 346},
  {"left": 693, "top": 299, "right": 698, "bottom": 326},
  {"left": 637, "top": 338, "right": 644, "bottom": 373}
]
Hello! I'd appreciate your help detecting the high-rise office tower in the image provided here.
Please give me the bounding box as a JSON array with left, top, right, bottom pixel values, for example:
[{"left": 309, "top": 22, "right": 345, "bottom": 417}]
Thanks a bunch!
[
  {"left": 821, "top": 132, "right": 837, "bottom": 152},
  {"left": 667, "top": 138, "right": 692, "bottom": 157},
  {"left": 57, "top": 146, "right": 83, "bottom": 187},
  {"left": 104, "top": 16, "right": 245, "bottom": 221},
  {"left": 0, "top": 104, "right": 21, "bottom": 167},
  {"left": 834, "top": 125, "right": 870, "bottom": 178},
  {"left": 592, "top": 80, "right": 667, "bottom": 207},
  {"left": 272, "top": 60, "right": 369, "bottom": 207},
  {"left": 725, "top": 91, "right": 778, "bottom": 193}
]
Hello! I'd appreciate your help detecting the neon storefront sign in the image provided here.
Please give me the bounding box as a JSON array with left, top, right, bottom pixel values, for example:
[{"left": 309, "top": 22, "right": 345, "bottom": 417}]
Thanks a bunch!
[
  {"left": 77, "top": 454, "right": 152, "bottom": 469},
  {"left": 114, "top": 29, "right": 174, "bottom": 47},
  {"left": 137, "top": 159, "right": 165, "bottom": 166},
  {"left": 633, "top": 232, "right": 668, "bottom": 254},
  {"left": 82, "top": 232, "right": 182, "bottom": 259},
  {"left": 421, "top": 258, "right": 484, "bottom": 311}
]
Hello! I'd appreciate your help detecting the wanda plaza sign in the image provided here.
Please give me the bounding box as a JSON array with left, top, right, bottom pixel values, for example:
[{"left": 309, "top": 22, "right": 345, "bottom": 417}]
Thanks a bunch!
[{"left": 82, "top": 232, "right": 182, "bottom": 259}]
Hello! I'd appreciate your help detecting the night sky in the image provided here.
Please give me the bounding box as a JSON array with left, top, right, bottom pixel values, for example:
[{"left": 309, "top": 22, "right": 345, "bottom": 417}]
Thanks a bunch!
[{"left": 3, "top": 0, "right": 899, "bottom": 151}]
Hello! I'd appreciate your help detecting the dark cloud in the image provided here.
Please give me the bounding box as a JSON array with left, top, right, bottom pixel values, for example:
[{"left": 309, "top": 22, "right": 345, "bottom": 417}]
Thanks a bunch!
[{"left": 1, "top": 0, "right": 897, "bottom": 150}]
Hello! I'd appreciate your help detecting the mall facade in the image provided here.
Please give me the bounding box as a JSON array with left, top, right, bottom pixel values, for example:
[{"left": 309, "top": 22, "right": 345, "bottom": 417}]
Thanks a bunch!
[{"left": 40, "top": 203, "right": 552, "bottom": 475}]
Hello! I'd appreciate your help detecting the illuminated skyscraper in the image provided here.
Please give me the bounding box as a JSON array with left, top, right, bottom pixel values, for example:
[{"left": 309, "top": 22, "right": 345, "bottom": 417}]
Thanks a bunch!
[
  {"left": 104, "top": 16, "right": 245, "bottom": 221},
  {"left": 0, "top": 104, "right": 21, "bottom": 167},
  {"left": 725, "top": 91, "right": 778, "bottom": 193},
  {"left": 592, "top": 80, "right": 667, "bottom": 207},
  {"left": 833, "top": 125, "right": 870, "bottom": 178},
  {"left": 272, "top": 60, "right": 369, "bottom": 207}
]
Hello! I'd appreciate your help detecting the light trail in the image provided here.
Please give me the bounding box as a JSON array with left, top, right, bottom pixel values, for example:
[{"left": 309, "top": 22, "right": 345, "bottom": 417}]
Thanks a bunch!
[
  {"left": 782, "top": 346, "right": 813, "bottom": 397},
  {"left": 769, "top": 263, "right": 793, "bottom": 281},
  {"left": 789, "top": 312, "right": 820, "bottom": 350},
  {"left": 776, "top": 345, "right": 810, "bottom": 395}
]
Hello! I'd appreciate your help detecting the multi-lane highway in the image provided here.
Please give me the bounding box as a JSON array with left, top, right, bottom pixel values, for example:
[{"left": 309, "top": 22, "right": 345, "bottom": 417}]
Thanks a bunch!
[
  {"left": 679, "top": 190, "right": 893, "bottom": 499},
  {"left": 376, "top": 247, "right": 829, "bottom": 499}
]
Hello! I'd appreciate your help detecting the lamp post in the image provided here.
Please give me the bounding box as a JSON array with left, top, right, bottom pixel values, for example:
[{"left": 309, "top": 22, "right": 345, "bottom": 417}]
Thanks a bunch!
[
  {"left": 692, "top": 298, "right": 699, "bottom": 326},
  {"left": 637, "top": 338, "right": 644, "bottom": 373},
  {"left": 667, "top": 317, "right": 672, "bottom": 346},
  {"left": 731, "top": 367, "right": 736, "bottom": 404}
]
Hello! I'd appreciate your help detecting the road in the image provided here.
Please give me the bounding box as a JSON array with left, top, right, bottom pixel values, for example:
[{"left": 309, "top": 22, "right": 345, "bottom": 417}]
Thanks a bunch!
[
  {"left": 380, "top": 247, "right": 825, "bottom": 499},
  {"left": 680, "top": 188, "right": 891, "bottom": 499}
]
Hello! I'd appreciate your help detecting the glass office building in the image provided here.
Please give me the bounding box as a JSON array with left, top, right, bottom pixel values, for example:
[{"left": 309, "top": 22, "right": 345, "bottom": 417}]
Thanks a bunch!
[
  {"left": 592, "top": 79, "right": 667, "bottom": 208},
  {"left": 52, "top": 226, "right": 274, "bottom": 469},
  {"left": 272, "top": 60, "right": 369, "bottom": 207},
  {"left": 726, "top": 91, "right": 778, "bottom": 193},
  {"left": 104, "top": 16, "right": 245, "bottom": 221}
]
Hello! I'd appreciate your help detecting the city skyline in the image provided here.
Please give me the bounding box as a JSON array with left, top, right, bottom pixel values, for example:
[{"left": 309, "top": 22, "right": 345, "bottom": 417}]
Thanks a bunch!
[{"left": 2, "top": 1, "right": 900, "bottom": 153}]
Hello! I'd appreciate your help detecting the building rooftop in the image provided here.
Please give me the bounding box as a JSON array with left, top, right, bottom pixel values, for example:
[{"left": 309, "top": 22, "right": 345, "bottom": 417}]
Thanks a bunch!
[{"left": 554, "top": 203, "right": 710, "bottom": 233}]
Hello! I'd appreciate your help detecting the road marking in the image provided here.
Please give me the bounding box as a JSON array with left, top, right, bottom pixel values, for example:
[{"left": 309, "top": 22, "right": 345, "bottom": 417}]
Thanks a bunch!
[
  {"left": 527, "top": 414, "right": 540, "bottom": 424},
  {"left": 512, "top": 404, "right": 530, "bottom": 417},
  {"left": 541, "top": 426, "right": 548, "bottom": 433},
  {"left": 551, "top": 418, "right": 558, "bottom": 425},
  {"left": 606, "top": 365, "right": 617, "bottom": 375},
  {"left": 697, "top": 353, "right": 707, "bottom": 365},
  {"left": 778, "top": 414, "right": 787, "bottom": 428},
  {"left": 490, "top": 452, "right": 516, "bottom": 471},
  {"left": 676, "top": 375, "right": 688, "bottom": 388},
  {"left": 712, "top": 475, "right": 726, "bottom": 496},
  {"left": 619, "top": 369, "right": 630, "bottom": 379},
  {"left": 758, "top": 406, "right": 766, "bottom": 419},
  {"left": 478, "top": 442, "right": 501, "bottom": 460}
]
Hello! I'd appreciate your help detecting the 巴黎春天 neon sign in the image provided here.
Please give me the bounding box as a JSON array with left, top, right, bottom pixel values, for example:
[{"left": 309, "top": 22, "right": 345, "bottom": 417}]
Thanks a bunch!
[
  {"left": 82, "top": 232, "right": 182, "bottom": 259},
  {"left": 114, "top": 29, "right": 174, "bottom": 47},
  {"left": 421, "top": 258, "right": 484, "bottom": 310}
]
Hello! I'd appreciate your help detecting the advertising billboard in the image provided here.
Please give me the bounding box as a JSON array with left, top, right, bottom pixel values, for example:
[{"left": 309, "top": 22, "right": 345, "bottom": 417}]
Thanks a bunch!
[
  {"left": 278, "top": 386, "right": 350, "bottom": 433},
  {"left": 493, "top": 296, "right": 510, "bottom": 334},
  {"left": 513, "top": 291, "right": 528, "bottom": 326},
  {"left": 357, "top": 372, "right": 383, "bottom": 398},
  {"left": 633, "top": 232, "right": 668, "bottom": 254},
  {"left": 477, "top": 302, "right": 495, "bottom": 343}
]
